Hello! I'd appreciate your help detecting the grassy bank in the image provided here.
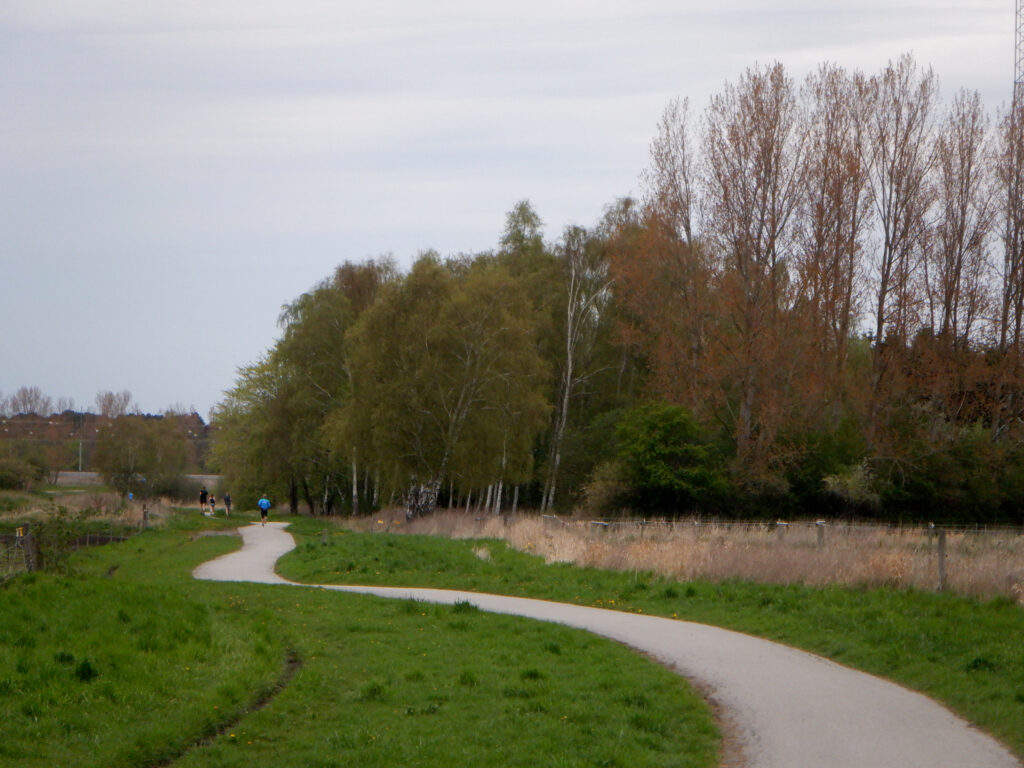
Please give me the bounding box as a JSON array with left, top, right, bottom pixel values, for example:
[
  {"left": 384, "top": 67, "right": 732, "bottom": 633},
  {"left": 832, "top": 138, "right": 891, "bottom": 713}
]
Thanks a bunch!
[
  {"left": 0, "top": 513, "right": 719, "bottom": 768},
  {"left": 277, "top": 519, "right": 1024, "bottom": 760}
]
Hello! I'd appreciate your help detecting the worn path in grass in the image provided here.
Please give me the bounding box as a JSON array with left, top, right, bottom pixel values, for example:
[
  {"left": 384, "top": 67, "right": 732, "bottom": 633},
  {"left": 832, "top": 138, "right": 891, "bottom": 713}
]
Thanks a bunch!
[{"left": 194, "top": 523, "right": 1022, "bottom": 768}]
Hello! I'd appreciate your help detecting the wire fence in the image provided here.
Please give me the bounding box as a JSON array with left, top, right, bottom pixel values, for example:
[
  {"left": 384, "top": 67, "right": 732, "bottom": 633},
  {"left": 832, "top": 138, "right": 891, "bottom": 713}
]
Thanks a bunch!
[
  {"left": 0, "top": 512, "right": 153, "bottom": 583},
  {"left": 0, "top": 527, "right": 38, "bottom": 580}
]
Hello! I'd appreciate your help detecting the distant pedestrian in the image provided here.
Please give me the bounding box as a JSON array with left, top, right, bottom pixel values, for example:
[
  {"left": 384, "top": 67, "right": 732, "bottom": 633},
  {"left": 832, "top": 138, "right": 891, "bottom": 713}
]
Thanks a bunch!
[
  {"left": 223, "top": 493, "right": 232, "bottom": 517},
  {"left": 209, "top": 495, "right": 216, "bottom": 515},
  {"left": 199, "top": 486, "right": 208, "bottom": 514},
  {"left": 257, "top": 494, "right": 271, "bottom": 526}
]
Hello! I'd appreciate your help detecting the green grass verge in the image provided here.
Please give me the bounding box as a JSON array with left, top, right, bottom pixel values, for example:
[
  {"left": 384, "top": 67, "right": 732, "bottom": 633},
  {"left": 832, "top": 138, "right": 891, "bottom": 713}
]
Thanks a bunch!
[
  {"left": 0, "top": 514, "right": 719, "bottom": 768},
  {"left": 277, "top": 518, "right": 1024, "bottom": 760}
]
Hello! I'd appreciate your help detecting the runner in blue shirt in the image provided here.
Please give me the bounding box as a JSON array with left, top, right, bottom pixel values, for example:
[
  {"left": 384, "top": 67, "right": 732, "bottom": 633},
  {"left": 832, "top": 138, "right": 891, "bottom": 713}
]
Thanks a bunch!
[{"left": 257, "top": 494, "right": 271, "bottom": 526}]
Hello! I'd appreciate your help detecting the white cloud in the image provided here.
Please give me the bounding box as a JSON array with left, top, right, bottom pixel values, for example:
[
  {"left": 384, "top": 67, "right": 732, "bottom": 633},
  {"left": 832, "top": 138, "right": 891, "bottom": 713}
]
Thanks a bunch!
[{"left": 1, "top": 0, "right": 1018, "bottom": 414}]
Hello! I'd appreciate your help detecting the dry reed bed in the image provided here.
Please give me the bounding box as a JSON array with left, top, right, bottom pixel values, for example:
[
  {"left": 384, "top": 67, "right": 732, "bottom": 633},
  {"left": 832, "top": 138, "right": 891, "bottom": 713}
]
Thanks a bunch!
[
  {"left": 0, "top": 493, "right": 172, "bottom": 528},
  {"left": 385, "top": 512, "right": 1024, "bottom": 604}
]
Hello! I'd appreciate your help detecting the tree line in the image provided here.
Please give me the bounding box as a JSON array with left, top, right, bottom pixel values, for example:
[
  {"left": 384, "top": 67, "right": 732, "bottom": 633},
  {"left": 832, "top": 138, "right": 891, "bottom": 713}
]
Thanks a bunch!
[
  {"left": 0, "top": 387, "right": 208, "bottom": 496},
  {"left": 213, "top": 54, "right": 1024, "bottom": 524}
]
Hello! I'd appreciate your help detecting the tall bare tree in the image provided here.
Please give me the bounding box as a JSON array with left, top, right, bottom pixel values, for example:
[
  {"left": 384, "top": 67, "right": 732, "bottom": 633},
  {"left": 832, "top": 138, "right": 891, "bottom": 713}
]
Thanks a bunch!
[
  {"left": 95, "top": 390, "right": 136, "bottom": 418},
  {"left": 701, "top": 62, "right": 807, "bottom": 472},
  {"left": 993, "top": 100, "right": 1024, "bottom": 437},
  {"left": 630, "top": 98, "right": 718, "bottom": 416},
  {"left": 643, "top": 96, "right": 697, "bottom": 245},
  {"left": 862, "top": 54, "right": 938, "bottom": 439},
  {"left": 796, "top": 63, "right": 873, "bottom": 427},
  {"left": 8, "top": 386, "right": 54, "bottom": 416},
  {"left": 926, "top": 88, "right": 995, "bottom": 347}
]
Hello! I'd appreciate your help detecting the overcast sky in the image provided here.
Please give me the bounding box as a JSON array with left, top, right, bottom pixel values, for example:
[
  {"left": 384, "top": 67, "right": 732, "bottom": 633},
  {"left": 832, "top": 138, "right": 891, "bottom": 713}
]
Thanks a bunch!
[{"left": 0, "top": 1, "right": 1015, "bottom": 419}]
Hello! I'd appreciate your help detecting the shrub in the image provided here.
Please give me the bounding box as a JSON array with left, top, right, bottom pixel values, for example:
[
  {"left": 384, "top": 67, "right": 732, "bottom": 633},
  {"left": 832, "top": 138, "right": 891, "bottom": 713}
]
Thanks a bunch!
[
  {"left": 148, "top": 474, "right": 201, "bottom": 502},
  {"left": 0, "top": 457, "right": 42, "bottom": 491},
  {"left": 615, "top": 402, "right": 731, "bottom": 516},
  {"left": 580, "top": 460, "right": 629, "bottom": 516},
  {"left": 823, "top": 461, "right": 880, "bottom": 509}
]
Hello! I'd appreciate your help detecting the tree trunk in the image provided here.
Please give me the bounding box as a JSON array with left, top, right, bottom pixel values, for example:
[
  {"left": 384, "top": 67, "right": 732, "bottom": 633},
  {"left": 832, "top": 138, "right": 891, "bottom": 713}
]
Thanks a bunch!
[
  {"left": 322, "top": 473, "right": 333, "bottom": 516},
  {"left": 351, "top": 450, "right": 359, "bottom": 517}
]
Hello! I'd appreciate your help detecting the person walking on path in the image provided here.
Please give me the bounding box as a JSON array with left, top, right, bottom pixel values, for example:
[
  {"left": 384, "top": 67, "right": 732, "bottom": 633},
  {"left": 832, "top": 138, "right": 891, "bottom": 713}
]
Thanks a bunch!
[
  {"left": 257, "top": 494, "right": 271, "bottom": 526},
  {"left": 199, "top": 487, "right": 208, "bottom": 515},
  {"left": 223, "top": 493, "right": 232, "bottom": 517},
  {"left": 209, "top": 495, "right": 216, "bottom": 516}
]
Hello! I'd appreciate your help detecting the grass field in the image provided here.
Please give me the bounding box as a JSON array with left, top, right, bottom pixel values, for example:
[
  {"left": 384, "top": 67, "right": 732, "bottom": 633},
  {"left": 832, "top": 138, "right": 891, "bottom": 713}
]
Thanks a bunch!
[
  {"left": 0, "top": 512, "right": 719, "bottom": 768},
  {"left": 277, "top": 517, "right": 1024, "bottom": 761}
]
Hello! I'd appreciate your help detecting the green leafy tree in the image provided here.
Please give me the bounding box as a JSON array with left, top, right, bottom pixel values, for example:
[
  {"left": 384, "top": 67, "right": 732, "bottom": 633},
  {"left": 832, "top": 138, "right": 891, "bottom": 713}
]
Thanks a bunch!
[
  {"left": 213, "top": 260, "right": 395, "bottom": 515},
  {"left": 93, "top": 416, "right": 188, "bottom": 497},
  {"left": 210, "top": 355, "right": 301, "bottom": 511},
  {"left": 615, "top": 402, "right": 729, "bottom": 515},
  {"left": 347, "top": 254, "right": 549, "bottom": 515}
]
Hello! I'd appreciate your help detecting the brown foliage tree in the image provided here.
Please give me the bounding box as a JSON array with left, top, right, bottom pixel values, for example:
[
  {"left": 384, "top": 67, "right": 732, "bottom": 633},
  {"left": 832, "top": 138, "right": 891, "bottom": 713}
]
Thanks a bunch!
[
  {"left": 701, "top": 62, "right": 807, "bottom": 476},
  {"left": 795, "top": 63, "right": 873, "bottom": 429},
  {"left": 926, "top": 89, "right": 996, "bottom": 347}
]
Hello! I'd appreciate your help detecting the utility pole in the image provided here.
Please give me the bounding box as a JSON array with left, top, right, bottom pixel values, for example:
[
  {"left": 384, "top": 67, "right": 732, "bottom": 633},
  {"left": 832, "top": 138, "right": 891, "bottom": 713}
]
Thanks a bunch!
[
  {"left": 1000, "top": 0, "right": 1024, "bottom": 366},
  {"left": 1017, "top": 0, "right": 1024, "bottom": 108},
  {"left": 999, "top": 0, "right": 1024, "bottom": 434},
  {"left": 1011, "top": 0, "right": 1024, "bottom": 334}
]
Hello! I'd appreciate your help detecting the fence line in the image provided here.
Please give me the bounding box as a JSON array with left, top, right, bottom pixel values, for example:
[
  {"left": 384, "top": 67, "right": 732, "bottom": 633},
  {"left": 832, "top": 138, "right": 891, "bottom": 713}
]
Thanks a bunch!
[
  {"left": 0, "top": 513, "right": 152, "bottom": 582},
  {"left": 541, "top": 514, "right": 1024, "bottom": 535},
  {"left": 0, "top": 528, "right": 37, "bottom": 580},
  {"left": 395, "top": 512, "right": 1024, "bottom": 602}
]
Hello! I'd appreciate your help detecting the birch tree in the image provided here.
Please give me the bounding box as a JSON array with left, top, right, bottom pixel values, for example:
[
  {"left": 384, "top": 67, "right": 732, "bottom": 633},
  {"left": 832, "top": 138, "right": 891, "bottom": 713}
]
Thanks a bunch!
[
  {"left": 540, "top": 224, "right": 612, "bottom": 512},
  {"left": 348, "top": 254, "right": 548, "bottom": 517}
]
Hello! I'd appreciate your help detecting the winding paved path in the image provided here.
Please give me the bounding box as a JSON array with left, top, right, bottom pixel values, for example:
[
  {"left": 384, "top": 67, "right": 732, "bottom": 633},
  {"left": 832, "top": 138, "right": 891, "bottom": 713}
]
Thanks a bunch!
[{"left": 194, "top": 522, "right": 1022, "bottom": 768}]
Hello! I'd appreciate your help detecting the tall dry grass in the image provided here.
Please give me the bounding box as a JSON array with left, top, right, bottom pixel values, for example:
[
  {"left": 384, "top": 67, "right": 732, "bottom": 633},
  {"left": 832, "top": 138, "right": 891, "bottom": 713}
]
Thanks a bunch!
[
  {"left": 368, "top": 511, "right": 1024, "bottom": 604},
  {"left": 0, "top": 492, "right": 173, "bottom": 528}
]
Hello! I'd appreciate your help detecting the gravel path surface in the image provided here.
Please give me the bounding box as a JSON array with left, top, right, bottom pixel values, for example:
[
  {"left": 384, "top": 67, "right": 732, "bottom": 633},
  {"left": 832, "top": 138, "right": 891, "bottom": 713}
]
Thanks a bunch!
[{"left": 194, "top": 522, "right": 1023, "bottom": 768}]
